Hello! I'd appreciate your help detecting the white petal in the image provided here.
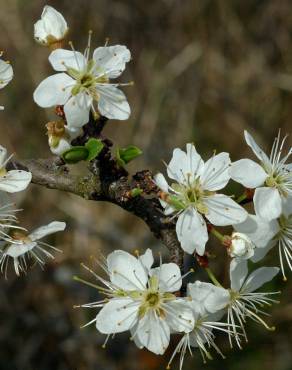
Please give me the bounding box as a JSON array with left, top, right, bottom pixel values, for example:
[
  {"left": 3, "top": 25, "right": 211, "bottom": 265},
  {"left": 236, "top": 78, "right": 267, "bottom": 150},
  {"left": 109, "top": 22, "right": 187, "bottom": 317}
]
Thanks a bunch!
[
  {"left": 0, "top": 170, "right": 32, "bottom": 193},
  {"left": 186, "top": 143, "right": 204, "bottom": 180},
  {"left": 130, "top": 325, "right": 144, "bottom": 349},
  {"left": 33, "top": 73, "right": 73, "bottom": 107},
  {"left": 282, "top": 197, "right": 292, "bottom": 218},
  {"left": 150, "top": 263, "right": 182, "bottom": 292},
  {"left": 93, "top": 45, "right": 131, "bottom": 79},
  {"left": 97, "top": 85, "right": 130, "bottom": 120},
  {"left": 229, "top": 159, "right": 268, "bottom": 188},
  {"left": 139, "top": 248, "right": 154, "bottom": 272},
  {"left": 234, "top": 214, "right": 279, "bottom": 248},
  {"left": 4, "top": 241, "right": 37, "bottom": 258},
  {"left": 254, "top": 187, "right": 282, "bottom": 221},
  {"left": 159, "top": 199, "right": 176, "bottom": 216},
  {"left": 176, "top": 208, "right": 208, "bottom": 255},
  {"left": 200, "top": 152, "right": 231, "bottom": 191},
  {"left": 242, "top": 267, "right": 279, "bottom": 293},
  {"left": 0, "top": 60, "right": 13, "bottom": 89},
  {"left": 167, "top": 148, "right": 189, "bottom": 183},
  {"left": 96, "top": 298, "right": 138, "bottom": 334},
  {"left": 136, "top": 311, "right": 170, "bottom": 355},
  {"left": 188, "top": 281, "right": 229, "bottom": 314},
  {"left": 29, "top": 221, "right": 66, "bottom": 241},
  {"left": 244, "top": 130, "right": 270, "bottom": 163},
  {"left": 230, "top": 259, "right": 248, "bottom": 292},
  {"left": 153, "top": 173, "right": 169, "bottom": 192},
  {"left": 167, "top": 144, "right": 203, "bottom": 184},
  {"left": 165, "top": 300, "right": 194, "bottom": 333},
  {"left": 107, "top": 250, "right": 147, "bottom": 290},
  {"left": 49, "top": 49, "right": 86, "bottom": 72},
  {"left": 251, "top": 240, "right": 275, "bottom": 262},
  {"left": 205, "top": 194, "right": 247, "bottom": 226},
  {"left": 64, "top": 94, "right": 91, "bottom": 129},
  {"left": 34, "top": 5, "right": 68, "bottom": 44}
]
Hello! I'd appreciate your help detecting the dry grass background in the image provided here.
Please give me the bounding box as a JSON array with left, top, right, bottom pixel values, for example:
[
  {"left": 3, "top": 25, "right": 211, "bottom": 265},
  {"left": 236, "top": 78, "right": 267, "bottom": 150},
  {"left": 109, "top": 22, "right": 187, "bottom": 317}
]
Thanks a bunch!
[{"left": 0, "top": 0, "right": 291, "bottom": 369}]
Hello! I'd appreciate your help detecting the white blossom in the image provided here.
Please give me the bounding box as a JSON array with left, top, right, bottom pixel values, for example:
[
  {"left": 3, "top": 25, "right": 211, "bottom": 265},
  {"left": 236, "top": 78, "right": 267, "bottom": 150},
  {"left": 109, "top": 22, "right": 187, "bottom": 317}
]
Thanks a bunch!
[
  {"left": 228, "top": 232, "right": 255, "bottom": 260},
  {"left": 0, "top": 145, "right": 32, "bottom": 193},
  {"left": 235, "top": 198, "right": 292, "bottom": 280},
  {"left": 33, "top": 37, "right": 131, "bottom": 129},
  {"left": 0, "top": 57, "right": 13, "bottom": 110},
  {"left": 78, "top": 249, "right": 194, "bottom": 355},
  {"left": 167, "top": 282, "right": 232, "bottom": 369},
  {"left": 230, "top": 131, "right": 292, "bottom": 221},
  {"left": 154, "top": 144, "right": 247, "bottom": 255},
  {"left": 223, "top": 260, "right": 279, "bottom": 348},
  {"left": 34, "top": 5, "right": 68, "bottom": 46},
  {"left": 0, "top": 221, "right": 66, "bottom": 276}
]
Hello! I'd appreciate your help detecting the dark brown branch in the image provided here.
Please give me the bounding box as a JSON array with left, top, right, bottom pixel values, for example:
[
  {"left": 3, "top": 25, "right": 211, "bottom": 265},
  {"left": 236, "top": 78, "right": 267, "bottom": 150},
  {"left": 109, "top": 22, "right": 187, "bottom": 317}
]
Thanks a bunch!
[{"left": 8, "top": 156, "right": 183, "bottom": 267}]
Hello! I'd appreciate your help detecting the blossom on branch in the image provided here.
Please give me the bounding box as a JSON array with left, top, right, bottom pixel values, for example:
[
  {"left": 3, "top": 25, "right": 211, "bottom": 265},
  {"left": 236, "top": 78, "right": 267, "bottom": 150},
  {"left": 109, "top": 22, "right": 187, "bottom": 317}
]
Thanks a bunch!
[
  {"left": 33, "top": 36, "right": 132, "bottom": 129},
  {"left": 0, "top": 145, "right": 32, "bottom": 193},
  {"left": 154, "top": 143, "right": 247, "bottom": 255},
  {"left": 78, "top": 249, "right": 194, "bottom": 355},
  {"left": 230, "top": 130, "right": 292, "bottom": 221}
]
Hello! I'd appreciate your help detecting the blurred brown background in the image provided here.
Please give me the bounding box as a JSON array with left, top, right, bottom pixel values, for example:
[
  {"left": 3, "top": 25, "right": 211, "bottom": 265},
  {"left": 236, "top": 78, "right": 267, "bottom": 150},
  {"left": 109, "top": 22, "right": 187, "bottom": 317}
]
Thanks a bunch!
[{"left": 0, "top": 0, "right": 291, "bottom": 369}]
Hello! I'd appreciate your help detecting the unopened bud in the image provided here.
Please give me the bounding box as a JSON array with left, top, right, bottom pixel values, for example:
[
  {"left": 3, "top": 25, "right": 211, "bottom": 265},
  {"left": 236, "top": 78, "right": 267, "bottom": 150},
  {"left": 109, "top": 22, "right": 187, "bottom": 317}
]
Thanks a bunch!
[{"left": 229, "top": 232, "right": 255, "bottom": 259}]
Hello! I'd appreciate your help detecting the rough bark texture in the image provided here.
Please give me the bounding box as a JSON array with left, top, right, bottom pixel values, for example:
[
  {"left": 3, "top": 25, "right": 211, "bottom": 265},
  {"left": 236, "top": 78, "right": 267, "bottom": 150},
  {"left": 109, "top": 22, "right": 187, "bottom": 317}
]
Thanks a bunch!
[{"left": 7, "top": 114, "right": 183, "bottom": 267}]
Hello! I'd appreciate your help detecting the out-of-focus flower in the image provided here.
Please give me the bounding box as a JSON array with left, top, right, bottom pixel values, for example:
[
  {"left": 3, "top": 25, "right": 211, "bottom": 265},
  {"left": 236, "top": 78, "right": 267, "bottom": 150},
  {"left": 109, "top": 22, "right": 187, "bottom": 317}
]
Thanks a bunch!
[
  {"left": 0, "top": 145, "right": 32, "bottom": 193},
  {"left": 34, "top": 5, "right": 68, "bottom": 47},
  {"left": 228, "top": 232, "right": 255, "bottom": 259},
  {"left": 0, "top": 221, "right": 66, "bottom": 276},
  {"left": 78, "top": 249, "right": 194, "bottom": 355},
  {"left": 0, "top": 57, "right": 13, "bottom": 110},
  {"left": 154, "top": 144, "right": 247, "bottom": 255},
  {"left": 230, "top": 130, "right": 292, "bottom": 221},
  {"left": 33, "top": 39, "right": 132, "bottom": 128}
]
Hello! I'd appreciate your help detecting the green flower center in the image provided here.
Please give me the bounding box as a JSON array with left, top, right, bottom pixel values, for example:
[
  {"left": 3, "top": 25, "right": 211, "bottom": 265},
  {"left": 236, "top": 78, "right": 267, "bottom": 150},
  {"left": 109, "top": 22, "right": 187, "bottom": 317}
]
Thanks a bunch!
[
  {"left": 67, "top": 60, "right": 109, "bottom": 97},
  {"left": 167, "top": 179, "right": 214, "bottom": 215}
]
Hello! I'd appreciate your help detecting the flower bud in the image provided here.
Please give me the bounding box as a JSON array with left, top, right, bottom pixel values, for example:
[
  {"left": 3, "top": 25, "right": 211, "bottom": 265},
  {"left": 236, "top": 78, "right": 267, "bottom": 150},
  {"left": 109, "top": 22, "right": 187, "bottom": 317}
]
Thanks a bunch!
[
  {"left": 34, "top": 6, "right": 68, "bottom": 48},
  {"left": 229, "top": 232, "right": 255, "bottom": 259}
]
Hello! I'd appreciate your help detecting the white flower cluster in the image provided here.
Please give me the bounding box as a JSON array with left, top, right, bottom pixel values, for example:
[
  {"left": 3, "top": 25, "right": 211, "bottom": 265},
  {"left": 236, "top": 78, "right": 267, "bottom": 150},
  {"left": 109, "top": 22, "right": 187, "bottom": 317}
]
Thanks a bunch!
[
  {"left": 78, "top": 249, "right": 279, "bottom": 369},
  {"left": 0, "top": 4, "right": 291, "bottom": 369},
  {"left": 32, "top": 6, "right": 132, "bottom": 156},
  {"left": 154, "top": 130, "right": 291, "bottom": 279},
  {"left": 0, "top": 61, "right": 65, "bottom": 276},
  {"left": 0, "top": 146, "right": 65, "bottom": 276}
]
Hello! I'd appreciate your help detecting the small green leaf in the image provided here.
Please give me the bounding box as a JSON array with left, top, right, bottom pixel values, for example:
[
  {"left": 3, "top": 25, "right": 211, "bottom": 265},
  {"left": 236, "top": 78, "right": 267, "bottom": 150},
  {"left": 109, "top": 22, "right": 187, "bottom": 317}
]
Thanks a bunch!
[
  {"left": 62, "top": 146, "right": 89, "bottom": 164},
  {"left": 130, "top": 188, "right": 143, "bottom": 197},
  {"left": 116, "top": 145, "right": 143, "bottom": 167},
  {"left": 85, "top": 138, "right": 104, "bottom": 161}
]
